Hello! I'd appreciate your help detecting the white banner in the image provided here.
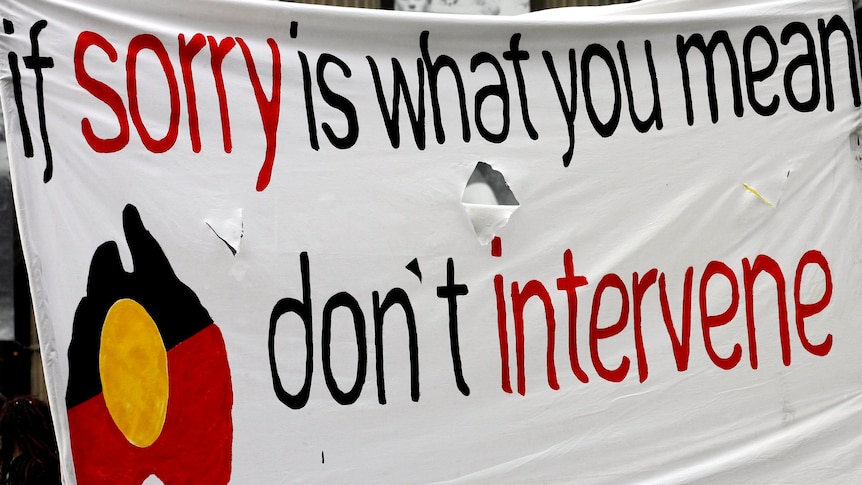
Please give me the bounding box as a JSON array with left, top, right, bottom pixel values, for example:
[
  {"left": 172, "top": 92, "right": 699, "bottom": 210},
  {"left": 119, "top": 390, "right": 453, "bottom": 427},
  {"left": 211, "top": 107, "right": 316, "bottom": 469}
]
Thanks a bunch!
[{"left": 2, "top": 0, "right": 862, "bottom": 482}]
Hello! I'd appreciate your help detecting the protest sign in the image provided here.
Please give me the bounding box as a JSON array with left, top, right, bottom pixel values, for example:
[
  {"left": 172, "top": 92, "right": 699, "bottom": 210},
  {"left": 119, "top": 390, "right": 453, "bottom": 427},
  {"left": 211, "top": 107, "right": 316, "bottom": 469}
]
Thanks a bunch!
[{"left": 2, "top": 0, "right": 862, "bottom": 482}]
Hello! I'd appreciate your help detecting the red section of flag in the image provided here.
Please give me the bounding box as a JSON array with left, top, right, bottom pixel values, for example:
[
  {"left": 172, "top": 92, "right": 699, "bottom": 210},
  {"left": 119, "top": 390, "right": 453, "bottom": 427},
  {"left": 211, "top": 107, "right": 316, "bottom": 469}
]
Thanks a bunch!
[{"left": 68, "top": 324, "right": 233, "bottom": 484}]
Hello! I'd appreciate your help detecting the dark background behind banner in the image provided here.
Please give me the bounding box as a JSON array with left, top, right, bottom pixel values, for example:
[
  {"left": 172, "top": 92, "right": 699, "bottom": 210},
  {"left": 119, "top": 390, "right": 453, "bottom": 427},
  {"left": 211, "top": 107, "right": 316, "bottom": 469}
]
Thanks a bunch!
[
  {"left": 0, "top": 112, "right": 42, "bottom": 402},
  {"left": 286, "top": 0, "right": 636, "bottom": 13}
]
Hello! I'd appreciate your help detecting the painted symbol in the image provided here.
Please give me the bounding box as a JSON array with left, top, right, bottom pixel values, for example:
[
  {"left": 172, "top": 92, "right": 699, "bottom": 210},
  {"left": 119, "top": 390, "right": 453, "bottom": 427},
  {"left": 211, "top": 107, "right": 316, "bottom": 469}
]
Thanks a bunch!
[{"left": 66, "top": 204, "right": 233, "bottom": 484}]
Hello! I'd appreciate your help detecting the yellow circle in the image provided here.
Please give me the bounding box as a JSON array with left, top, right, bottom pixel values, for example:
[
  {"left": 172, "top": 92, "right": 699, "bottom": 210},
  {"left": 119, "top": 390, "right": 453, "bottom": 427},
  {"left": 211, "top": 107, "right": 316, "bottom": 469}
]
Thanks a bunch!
[{"left": 99, "top": 299, "right": 169, "bottom": 448}]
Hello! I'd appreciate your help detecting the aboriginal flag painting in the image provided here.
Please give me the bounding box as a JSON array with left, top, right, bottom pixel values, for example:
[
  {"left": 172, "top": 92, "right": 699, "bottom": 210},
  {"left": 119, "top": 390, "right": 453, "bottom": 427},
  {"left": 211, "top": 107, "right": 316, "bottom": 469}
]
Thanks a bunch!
[{"left": 65, "top": 205, "right": 233, "bottom": 484}]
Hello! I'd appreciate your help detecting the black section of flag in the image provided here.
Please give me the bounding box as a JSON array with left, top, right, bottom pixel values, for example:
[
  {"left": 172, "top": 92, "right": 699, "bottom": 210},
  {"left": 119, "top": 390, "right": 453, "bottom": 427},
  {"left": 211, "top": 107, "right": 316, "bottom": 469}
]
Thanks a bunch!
[{"left": 66, "top": 204, "right": 212, "bottom": 408}]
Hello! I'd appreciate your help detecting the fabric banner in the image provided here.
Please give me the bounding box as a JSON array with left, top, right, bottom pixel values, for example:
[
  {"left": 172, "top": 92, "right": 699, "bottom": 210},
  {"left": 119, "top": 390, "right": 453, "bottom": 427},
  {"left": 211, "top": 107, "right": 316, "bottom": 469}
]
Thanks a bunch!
[{"left": 2, "top": 0, "right": 862, "bottom": 482}]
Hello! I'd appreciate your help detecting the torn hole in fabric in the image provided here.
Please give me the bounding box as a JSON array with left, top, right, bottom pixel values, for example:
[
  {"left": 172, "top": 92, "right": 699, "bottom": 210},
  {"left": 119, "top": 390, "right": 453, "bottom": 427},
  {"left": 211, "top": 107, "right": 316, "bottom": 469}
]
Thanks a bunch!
[{"left": 461, "top": 162, "right": 519, "bottom": 245}]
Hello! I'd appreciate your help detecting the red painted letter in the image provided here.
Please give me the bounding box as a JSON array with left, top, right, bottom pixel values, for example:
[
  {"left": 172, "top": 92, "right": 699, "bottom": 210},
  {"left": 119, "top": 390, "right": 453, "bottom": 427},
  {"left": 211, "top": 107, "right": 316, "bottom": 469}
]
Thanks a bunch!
[
  {"left": 794, "top": 250, "right": 833, "bottom": 356},
  {"left": 556, "top": 250, "right": 589, "bottom": 383},
  {"left": 207, "top": 36, "right": 236, "bottom": 154},
  {"left": 126, "top": 34, "right": 180, "bottom": 153},
  {"left": 75, "top": 32, "right": 129, "bottom": 152},
  {"left": 658, "top": 269, "right": 693, "bottom": 372},
  {"left": 511, "top": 280, "right": 559, "bottom": 395},
  {"left": 632, "top": 269, "right": 657, "bottom": 382},
  {"left": 178, "top": 33, "right": 207, "bottom": 153},
  {"left": 589, "top": 273, "right": 630, "bottom": 383},
  {"left": 743, "top": 255, "right": 789, "bottom": 367},
  {"left": 699, "top": 261, "right": 742, "bottom": 370},
  {"left": 236, "top": 38, "right": 282, "bottom": 192},
  {"left": 495, "top": 274, "right": 512, "bottom": 393}
]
